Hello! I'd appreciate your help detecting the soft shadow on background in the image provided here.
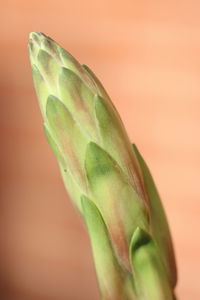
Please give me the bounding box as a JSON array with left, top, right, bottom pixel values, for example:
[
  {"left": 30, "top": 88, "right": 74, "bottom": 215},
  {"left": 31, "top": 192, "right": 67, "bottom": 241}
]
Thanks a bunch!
[{"left": 1, "top": 1, "right": 200, "bottom": 299}]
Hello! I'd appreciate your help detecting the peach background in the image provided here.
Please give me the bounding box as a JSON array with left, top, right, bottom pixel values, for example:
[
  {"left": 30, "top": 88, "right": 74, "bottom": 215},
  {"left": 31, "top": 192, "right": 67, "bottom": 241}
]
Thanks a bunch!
[{"left": 1, "top": 1, "right": 200, "bottom": 299}]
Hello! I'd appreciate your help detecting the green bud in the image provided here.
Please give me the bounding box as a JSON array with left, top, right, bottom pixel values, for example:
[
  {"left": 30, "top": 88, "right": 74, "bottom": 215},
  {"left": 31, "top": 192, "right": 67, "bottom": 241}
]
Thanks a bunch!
[{"left": 29, "top": 32, "right": 177, "bottom": 300}]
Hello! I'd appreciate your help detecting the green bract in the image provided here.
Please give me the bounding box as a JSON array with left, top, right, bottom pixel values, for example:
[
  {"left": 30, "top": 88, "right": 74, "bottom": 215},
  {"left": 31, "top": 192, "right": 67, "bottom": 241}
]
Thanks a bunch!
[{"left": 29, "top": 32, "right": 177, "bottom": 300}]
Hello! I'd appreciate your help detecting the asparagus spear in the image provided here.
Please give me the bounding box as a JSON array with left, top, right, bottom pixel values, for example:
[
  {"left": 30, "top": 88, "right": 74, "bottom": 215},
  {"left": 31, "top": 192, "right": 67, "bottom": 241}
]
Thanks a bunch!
[{"left": 29, "top": 32, "right": 177, "bottom": 300}]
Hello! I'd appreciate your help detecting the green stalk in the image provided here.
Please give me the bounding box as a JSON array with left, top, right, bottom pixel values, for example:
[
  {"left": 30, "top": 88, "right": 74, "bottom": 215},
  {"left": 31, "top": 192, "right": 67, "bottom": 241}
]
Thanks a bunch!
[{"left": 29, "top": 32, "right": 177, "bottom": 299}]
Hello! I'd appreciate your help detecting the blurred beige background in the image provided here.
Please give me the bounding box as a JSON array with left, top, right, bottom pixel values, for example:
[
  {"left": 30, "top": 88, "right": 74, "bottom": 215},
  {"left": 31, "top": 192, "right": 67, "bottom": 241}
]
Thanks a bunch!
[{"left": 1, "top": 1, "right": 200, "bottom": 299}]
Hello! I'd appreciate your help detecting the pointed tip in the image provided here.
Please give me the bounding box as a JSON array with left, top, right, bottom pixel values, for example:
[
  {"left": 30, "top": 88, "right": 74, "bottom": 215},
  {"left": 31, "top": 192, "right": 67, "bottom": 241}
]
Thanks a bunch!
[
  {"left": 37, "top": 48, "right": 50, "bottom": 61},
  {"left": 85, "top": 142, "right": 110, "bottom": 182},
  {"left": 132, "top": 143, "right": 137, "bottom": 151},
  {"left": 29, "top": 32, "right": 45, "bottom": 49},
  {"left": 131, "top": 227, "right": 151, "bottom": 252},
  {"left": 86, "top": 141, "right": 99, "bottom": 152},
  {"left": 132, "top": 144, "right": 141, "bottom": 159},
  {"left": 29, "top": 32, "right": 39, "bottom": 42},
  {"left": 46, "top": 95, "right": 63, "bottom": 119},
  {"left": 29, "top": 33, "right": 57, "bottom": 61},
  {"left": 59, "top": 66, "right": 78, "bottom": 82},
  {"left": 29, "top": 32, "right": 47, "bottom": 42},
  {"left": 85, "top": 142, "right": 112, "bottom": 174},
  {"left": 82, "top": 64, "right": 89, "bottom": 71},
  {"left": 47, "top": 94, "right": 58, "bottom": 103},
  {"left": 86, "top": 141, "right": 106, "bottom": 161},
  {"left": 46, "top": 94, "right": 59, "bottom": 110}
]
